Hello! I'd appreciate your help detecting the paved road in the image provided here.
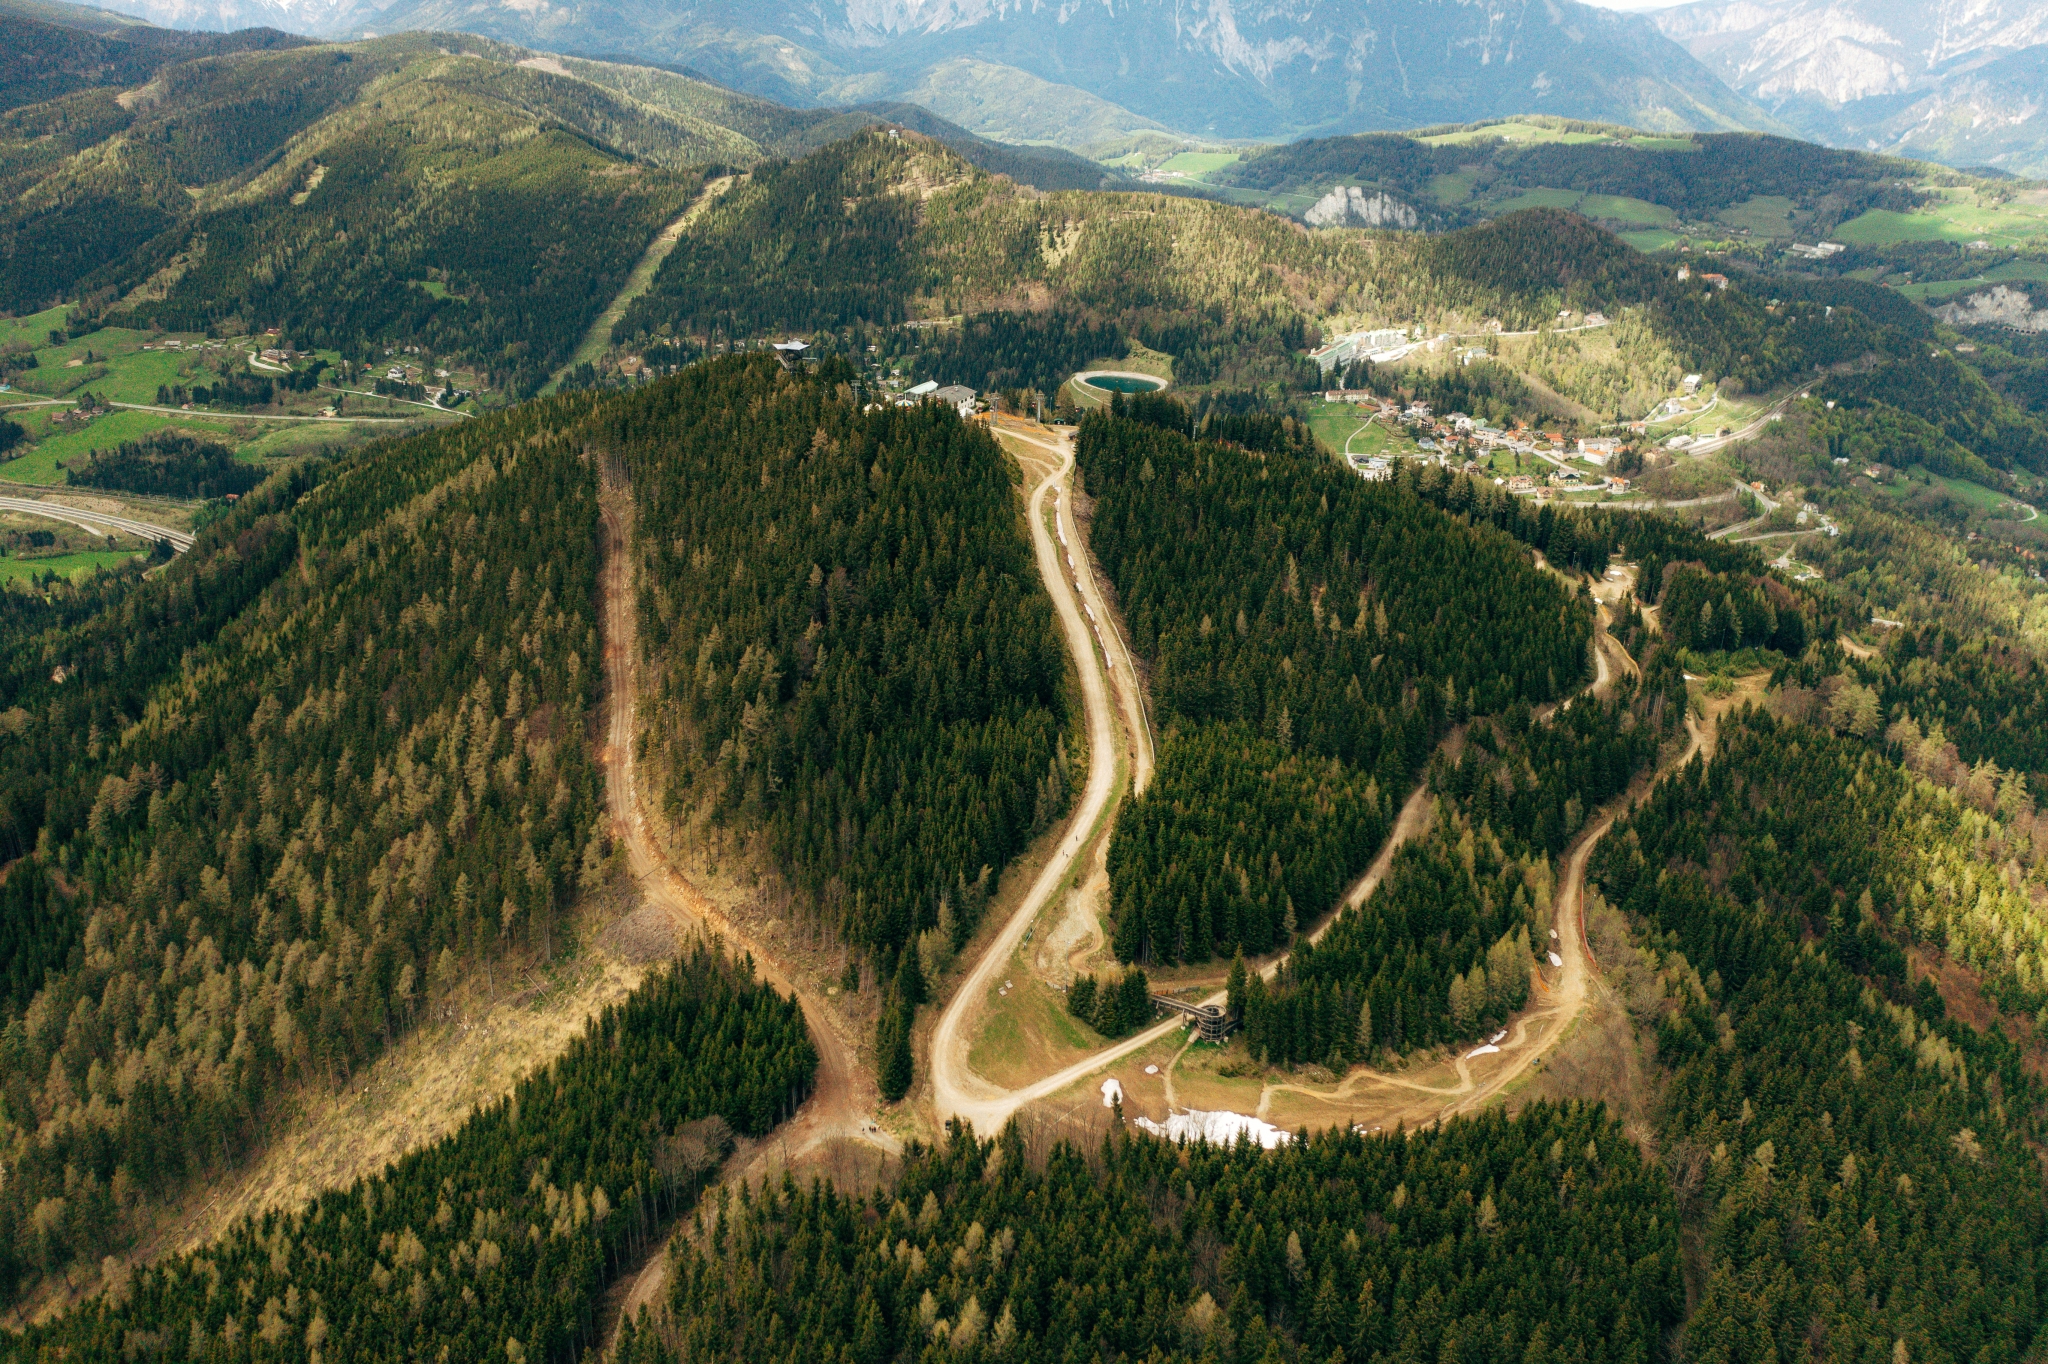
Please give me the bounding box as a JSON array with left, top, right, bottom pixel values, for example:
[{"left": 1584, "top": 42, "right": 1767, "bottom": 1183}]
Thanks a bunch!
[
  {"left": 0, "top": 496, "right": 193, "bottom": 549},
  {"left": 317, "top": 385, "right": 472, "bottom": 419},
  {"left": 118, "top": 396, "right": 438, "bottom": 423},
  {"left": 1677, "top": 396, "right": 1795, "bottom": 457}
]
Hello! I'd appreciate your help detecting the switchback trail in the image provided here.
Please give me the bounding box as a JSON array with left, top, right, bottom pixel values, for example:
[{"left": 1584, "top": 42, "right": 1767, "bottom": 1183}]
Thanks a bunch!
[
  {"left": 1255, "top": 711, "right": 1704, "bottom": 1127},
  {"left": 931, "top": 448, "right": 1683, "bottom": 1134}
]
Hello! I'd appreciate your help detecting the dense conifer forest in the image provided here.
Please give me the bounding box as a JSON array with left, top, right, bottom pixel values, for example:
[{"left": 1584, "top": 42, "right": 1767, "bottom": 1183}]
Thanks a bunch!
[
  {"left": 0, "top": 394, "right": 609, "bottom": 1294},
  {"left": 15, "top": 945, "right": 816, "bottom": 1362},
  {"left": 64, "top": 430, "right": 266, "bottom": 501},
  {"left": 1850, "top": 625, "right": 2048, "bottom": 798},
  {"left": 611, "top": 355, "right": 1070, "bottom": 967},
  {"left": 1593, "top": 709, "right": 2048, "bottom": 1361},
  {"left": 1080, "top": 408, "right": 1592, "bottom": 965},
  {"left": 1244, "top": 676, "right": 1673, "bottom": 1067},
  {"left": 99, "top": 130, "right": 699, "bottom": 399},
  {"left": 619, "top": 1103, "right": 1681, "bottom": 1364}
]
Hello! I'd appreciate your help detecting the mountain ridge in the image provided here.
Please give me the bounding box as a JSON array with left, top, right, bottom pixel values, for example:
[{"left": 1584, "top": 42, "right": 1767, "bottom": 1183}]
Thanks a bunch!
[{"left": 71, "top": 0, "right": 1792, "bottom": 146}]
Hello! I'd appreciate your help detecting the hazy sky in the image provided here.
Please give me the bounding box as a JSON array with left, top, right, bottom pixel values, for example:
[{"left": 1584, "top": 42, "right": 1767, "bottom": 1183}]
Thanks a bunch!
[{"left": 1577, "top": 0, "right": 1692, "bottom": 10}]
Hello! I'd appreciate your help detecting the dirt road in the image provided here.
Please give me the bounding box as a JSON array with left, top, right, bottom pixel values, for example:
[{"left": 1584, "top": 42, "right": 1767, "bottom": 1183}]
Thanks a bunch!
[
  {"left": 597, "top": 473, "right": 900, "bottom": 1330},
  {"left": 929, "top": 472, "right": 1694, "bottom": 1135},
  {"left": 930, "top": 425, "right": 1131, "bottom": 1133},
  {"left": 997, "top": 418, "right": 1156, "bottom": 793},
  {"left": 1249, "top": 705, "right": 1700, "bottom": 1130},
  {"left": 597, "top": 475, "right": 898, "bottom": 1158}
]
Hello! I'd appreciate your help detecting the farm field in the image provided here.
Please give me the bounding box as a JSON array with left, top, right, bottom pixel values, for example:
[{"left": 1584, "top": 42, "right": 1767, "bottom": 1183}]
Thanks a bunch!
[
  {"left": 0, "top": 304, "right": 74, "bottom": 352},
  {"left": 1491, "top": 187, "right": 1584, "bottom": 213},
  {"left": 1835, "top": 190, "right": 2048, "bottom": 249},
  {"left": 1155, "top": 151, "right": 1241, "bottom": 176},
  {"left": 1621, "top": 229, "right": 1682, "bottom": 253},
  {"left": 1429, "top": 170, "right": 1478, "bottom": 204},
  {"left": 0, "top": 549, "right": 143, "bottom": 584},
  {"left": 1482, "top": 187, "right": 1671, "bottom": 227},
  {"left": 0, "top": 410, "right": 220, "bottom": 484},
  {"left": 1893, "top": 259, "right": 2048, "bottom": 301},
  {"left": 1419, "top": 120, "right": 1608, "bottom": 148},
  {"left": 1577, "top": 194, "right": 1675, "bottom": 226},
  {"left": 1715, "top": 195, "right": 1801, "bottom": 238},
  {"left": 1882, "top": 466, "right": 2029, "bottom": 516}
]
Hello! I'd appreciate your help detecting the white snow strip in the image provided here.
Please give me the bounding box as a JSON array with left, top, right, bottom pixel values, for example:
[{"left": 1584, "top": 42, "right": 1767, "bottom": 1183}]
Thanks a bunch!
[
  {"left": 1489, "top": 1029, "right": 1507, "bottom": 1044},
  {"left": 1135, "top": 1108, "right": 1292, "bottom": 1149},
  {"left": 1464, "top": 1044, "right": 1501, "bottom": 1059},
  {"left": 1548, "top": 951, "right": 1564, "bottom": 968},
  {"left": 1100, "top": 1078, "right": 1124, "bottom": 1108}
]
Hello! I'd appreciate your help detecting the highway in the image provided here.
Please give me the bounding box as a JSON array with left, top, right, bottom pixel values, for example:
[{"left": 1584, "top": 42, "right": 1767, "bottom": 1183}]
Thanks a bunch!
[{"left": 0, "top": 496, "right": 194, "bottom": 550}]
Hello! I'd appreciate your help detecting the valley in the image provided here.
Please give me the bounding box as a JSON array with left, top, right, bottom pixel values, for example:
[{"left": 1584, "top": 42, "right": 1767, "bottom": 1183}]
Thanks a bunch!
[{"left": 4, "top": 0, "right": 2048, "bottom": 1357}]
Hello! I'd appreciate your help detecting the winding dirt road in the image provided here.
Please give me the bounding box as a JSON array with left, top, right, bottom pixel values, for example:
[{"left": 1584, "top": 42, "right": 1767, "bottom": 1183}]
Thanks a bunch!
[
  {"left": 929, "top": 442, "right": 1691, "bottom": 1135},
  {"left": 598, "top": 475, "right": 898, "bottom": 1162},
  {"left": 930, "top": 425, "right": 1132, "bottom": 1133}
]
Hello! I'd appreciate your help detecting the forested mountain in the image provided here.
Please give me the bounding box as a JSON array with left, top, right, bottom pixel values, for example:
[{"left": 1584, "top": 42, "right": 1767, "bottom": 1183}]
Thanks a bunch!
[
  {"left": 612, "top": 354, "right": 1069, "bottom": 1100},
  {"left": 1593, "top": 708, "right": 2048, "bottom": 1358},
  {"left": 0, "top": 14, "right": 1107, "bottom": 399},
  {"left": 0, "top": 30, "right": 719, "bottom": 393},
  {"left": 1078, "top": 405, "right": 1592, "bottom": 966},
  {"left": 16, "top": 945, "right": 816, "bottom": 1361},
  {"left": 0, "top": 0, "right": 300, "bottom": 109},
  {"left": 1860, "top": 627, "right": 2048, "bottom": 801},
  {"left": 615, "top": 355, "right": 1068, "bottom": 966},
  {"left": 0, "top": 390, "right": 608, "bottom": 1296},
  {"left": 616, "top": 133, "right": 2045, "bottom": 451},
  {"left": 1209, "top": 125, "right": 1945, "bottom": 235},
  {"left": 1244, "top": 683, "right": 1670, "bottom": 1067},
  {"left": 621, "top": 1103, "right": 1681, "bottom": 1364}
]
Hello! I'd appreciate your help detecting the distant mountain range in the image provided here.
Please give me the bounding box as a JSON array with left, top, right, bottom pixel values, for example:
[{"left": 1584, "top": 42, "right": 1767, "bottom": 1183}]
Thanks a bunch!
[
  {"left": 1654, "top": 0, "right": 2048, "bottom": 175},
  {"left": 65, "top": 0, "right": 1788, "bottom": 148},
  {"left": 39, "top": 0, "right": 2048, "bottom": 175}
]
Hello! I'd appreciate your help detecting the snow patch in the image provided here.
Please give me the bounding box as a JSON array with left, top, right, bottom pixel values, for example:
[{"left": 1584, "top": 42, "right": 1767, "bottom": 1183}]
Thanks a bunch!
[
  {"left": 1100, "top": 1078, "right": 1124, "bottom": 1107},
  {"left": 1135, "top": 1108, "right": 1292, "bottom": 1149},
  {"left": 1464, "top": 1044, "right": 1501, "bottom": 1059}
]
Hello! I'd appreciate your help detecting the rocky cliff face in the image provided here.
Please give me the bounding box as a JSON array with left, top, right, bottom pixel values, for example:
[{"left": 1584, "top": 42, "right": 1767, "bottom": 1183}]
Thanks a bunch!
[
  {"left": 1935, "top": 284, "right": 2048, "bottom": 333},
  {"left": 1655, "top": 0, "right": 2048, "bottom": 172},
  {"left": 1305, "top": 186, "right": 1422, "bottom": 229}
]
